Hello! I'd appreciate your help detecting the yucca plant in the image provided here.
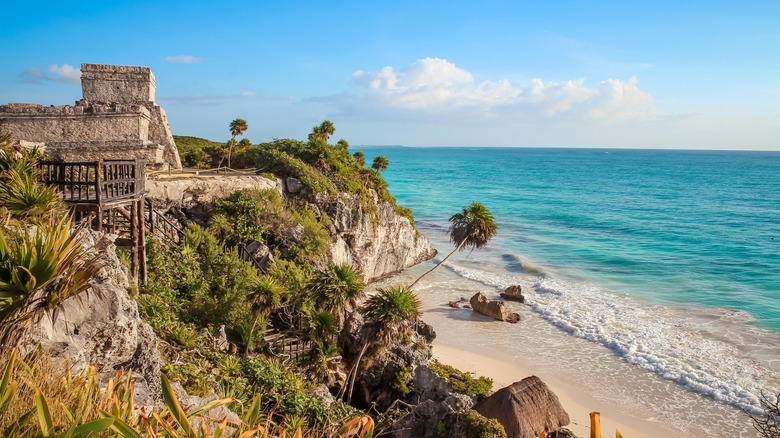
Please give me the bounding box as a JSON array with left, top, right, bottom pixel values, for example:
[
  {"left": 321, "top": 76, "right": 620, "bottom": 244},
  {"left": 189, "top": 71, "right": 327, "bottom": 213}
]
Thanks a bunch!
[
  {"left": 0, "top": 168, "right": 60, "bottom": 218},
  {"left": 0, "top": 216, "right": 102, "bottom": 334}
]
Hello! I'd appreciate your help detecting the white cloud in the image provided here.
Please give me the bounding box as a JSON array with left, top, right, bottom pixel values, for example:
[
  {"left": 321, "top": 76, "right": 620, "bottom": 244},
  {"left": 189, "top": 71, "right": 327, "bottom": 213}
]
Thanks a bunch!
[
  {"left": 21, "top": 67, "right": 47, "bottom": 83},
  {"left": 47, "top": 64, "right": 81, "bottom": 84},
  {"left": 345, "top": 58, "right": 657, "bottom": 122},
  {"left": 166, "top": 55, "right": 206, "bottom": 64}
]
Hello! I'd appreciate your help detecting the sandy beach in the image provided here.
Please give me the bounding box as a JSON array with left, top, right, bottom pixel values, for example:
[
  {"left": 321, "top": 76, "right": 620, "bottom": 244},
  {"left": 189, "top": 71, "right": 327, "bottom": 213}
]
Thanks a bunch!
[{"left": 432, "top": 342, "right": 678, "bottom": 438}]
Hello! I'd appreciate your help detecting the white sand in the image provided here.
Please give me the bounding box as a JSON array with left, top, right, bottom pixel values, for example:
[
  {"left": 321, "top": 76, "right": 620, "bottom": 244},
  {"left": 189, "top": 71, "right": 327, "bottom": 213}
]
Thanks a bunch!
[{"left": 432, "top": 342, "right": 683, "bottom": 438}]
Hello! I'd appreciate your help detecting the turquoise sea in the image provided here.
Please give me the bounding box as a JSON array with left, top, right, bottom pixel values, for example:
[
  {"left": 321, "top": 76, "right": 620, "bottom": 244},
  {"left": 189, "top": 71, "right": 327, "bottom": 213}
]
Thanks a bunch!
[{"left": 358, "top": 146, "right": 780, "bottom": 435}]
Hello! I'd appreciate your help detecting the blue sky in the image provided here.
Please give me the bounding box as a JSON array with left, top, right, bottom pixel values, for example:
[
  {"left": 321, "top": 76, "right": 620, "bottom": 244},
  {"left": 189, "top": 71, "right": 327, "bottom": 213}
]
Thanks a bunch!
[{"left": 2, "top": 0, "right": 779, "bottom": 150}]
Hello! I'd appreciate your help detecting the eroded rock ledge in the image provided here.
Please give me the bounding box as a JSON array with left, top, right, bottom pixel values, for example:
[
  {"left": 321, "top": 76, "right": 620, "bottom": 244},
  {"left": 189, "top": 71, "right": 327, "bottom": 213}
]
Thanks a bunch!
[{"left": 146, "top": 174, "right": 436, "bottom": 283}]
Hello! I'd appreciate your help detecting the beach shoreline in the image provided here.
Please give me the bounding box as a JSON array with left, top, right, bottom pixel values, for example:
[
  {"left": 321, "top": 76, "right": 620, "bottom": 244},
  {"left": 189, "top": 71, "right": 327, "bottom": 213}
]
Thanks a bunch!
[{"left": 432, "top": 342, "right": 682, "bottom": 438}]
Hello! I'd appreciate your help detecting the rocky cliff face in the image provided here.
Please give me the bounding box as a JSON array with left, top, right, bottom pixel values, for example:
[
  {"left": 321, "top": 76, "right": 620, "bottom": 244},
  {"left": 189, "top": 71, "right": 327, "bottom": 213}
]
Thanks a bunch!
[
  {"left": 16, "top": 230, "right": 166, "bottom": 408},
  {"left": 146, "top": 175, "right": 436, "bottom": 282},
  {"left": 313, "top": 190, "right": 436, "bottom": 283}
]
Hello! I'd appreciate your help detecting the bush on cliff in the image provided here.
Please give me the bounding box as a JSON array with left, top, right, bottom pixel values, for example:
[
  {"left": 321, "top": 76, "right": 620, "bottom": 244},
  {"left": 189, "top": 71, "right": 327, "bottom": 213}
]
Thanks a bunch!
[
  {"left": 143, "top": 226, "right": 256, "bottom": 339},
  {"left": 429, "top": 362, "right": 493, "bottom": 399}
]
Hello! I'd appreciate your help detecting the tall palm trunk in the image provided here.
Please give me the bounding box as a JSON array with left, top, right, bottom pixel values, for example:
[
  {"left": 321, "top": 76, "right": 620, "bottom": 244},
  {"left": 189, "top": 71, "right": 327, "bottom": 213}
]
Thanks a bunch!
[
  {"left": 227, "top": 136, "right": 236, "bottom": 170},
  {"left": 408, "top": 238, "right": 467, "bottom": 289}
]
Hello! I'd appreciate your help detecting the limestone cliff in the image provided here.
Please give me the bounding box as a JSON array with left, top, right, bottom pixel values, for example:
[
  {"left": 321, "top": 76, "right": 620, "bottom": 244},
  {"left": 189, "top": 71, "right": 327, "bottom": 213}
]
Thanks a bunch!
[
  {"left": 16, "top": 230, "right": 166, "bottom": 407},
  {"left": 146, "top": 174, "right": 436, "bottom": 282},
  {"left": 314, "top": 190, "right": 436, "bottom": 282}
]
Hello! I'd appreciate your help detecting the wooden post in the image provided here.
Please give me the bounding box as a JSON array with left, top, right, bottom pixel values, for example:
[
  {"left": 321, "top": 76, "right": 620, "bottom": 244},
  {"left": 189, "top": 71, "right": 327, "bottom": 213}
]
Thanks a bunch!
[
  {"left": 130, "top": 199, "right": 139, "bottom": 282},
  {"left": 590, "top": 412, "right": 601, "bottom": 438},
  {"left": 138, "top": 197, "right": 147, "bottom": 285}
]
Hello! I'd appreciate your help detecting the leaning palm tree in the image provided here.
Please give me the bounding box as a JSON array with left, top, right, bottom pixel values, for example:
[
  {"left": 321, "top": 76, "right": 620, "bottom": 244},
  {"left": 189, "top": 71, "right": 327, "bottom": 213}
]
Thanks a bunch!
[
  {"left": 409, "top": 201, "right": 498, "bottom": 289},
  {"left": 371, "top": 155, "right": 389, "bottom": 172},
  {"left": 227, "top": 118, "right": 248, "bottom": 169}
]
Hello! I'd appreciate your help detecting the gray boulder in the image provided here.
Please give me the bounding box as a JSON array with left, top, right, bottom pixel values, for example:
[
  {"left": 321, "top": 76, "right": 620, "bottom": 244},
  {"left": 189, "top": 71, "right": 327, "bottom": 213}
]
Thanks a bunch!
[
  {"left": 474, "top": 376, "right": 570, "bottom": 438},
  {"left": 243, "top": 240, "right": 275, "bottom": 271},
  {"left": 285, "top": 177, "right": 304, "bottom": 194}
]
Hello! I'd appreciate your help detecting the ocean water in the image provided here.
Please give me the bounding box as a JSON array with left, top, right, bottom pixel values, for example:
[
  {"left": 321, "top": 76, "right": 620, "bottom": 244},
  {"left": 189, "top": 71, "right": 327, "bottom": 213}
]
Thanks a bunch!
[{"left": 358, "top": 147, "right": 780, "bottom": 436}]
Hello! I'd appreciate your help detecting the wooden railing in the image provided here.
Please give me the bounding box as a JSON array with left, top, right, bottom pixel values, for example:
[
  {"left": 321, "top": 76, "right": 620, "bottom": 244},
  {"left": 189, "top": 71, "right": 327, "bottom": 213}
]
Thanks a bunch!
[
  {"left": 146, "top": 199, "right": 184, "bottom": 244},
  {"left": 38, "top": 159, "right": 145, "bottom": 205}
]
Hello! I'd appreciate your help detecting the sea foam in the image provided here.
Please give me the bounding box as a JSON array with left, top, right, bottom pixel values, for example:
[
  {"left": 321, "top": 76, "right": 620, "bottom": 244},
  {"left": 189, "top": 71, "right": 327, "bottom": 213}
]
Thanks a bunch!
[{"left": 447, "top": 262, "right": 780, "bottom": 415}]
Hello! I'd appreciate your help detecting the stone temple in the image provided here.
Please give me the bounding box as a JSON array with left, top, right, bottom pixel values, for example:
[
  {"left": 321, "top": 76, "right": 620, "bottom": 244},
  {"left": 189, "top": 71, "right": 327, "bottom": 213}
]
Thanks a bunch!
[{"left": 0, "top": 63, "right": 182, "bottom": 169}]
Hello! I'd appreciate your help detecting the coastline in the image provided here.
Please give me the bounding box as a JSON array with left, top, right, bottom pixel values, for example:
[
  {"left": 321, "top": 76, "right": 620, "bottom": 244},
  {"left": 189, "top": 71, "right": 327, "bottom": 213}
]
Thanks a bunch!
[{"left": 432, "top": 342, "right": 677, "bottom": 438}]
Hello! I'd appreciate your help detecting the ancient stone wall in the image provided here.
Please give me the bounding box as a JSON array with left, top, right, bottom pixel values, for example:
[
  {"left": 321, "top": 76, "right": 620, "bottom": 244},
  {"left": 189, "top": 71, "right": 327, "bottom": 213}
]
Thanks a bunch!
[
  {"left": 81, "top": 64, "right": 156, "bottom": 104},
  {"left": 1, "top": 103, "right": 151, "bottom": 143},
  {"left": 0, "top": 63, "right": 181, "bottom": 169}
]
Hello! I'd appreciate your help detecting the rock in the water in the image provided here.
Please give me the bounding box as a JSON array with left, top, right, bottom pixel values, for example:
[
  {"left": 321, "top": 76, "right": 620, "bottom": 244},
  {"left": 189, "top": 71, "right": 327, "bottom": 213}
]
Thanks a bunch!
[
  {"left": 500, "top": 285, "right": 525, "bottom": 303},
  {"left": 470, "top": 293, "right": 513, "bottom": 322},
  {"left": 474, "top": 376, "right": 570, "bottom": 438}
]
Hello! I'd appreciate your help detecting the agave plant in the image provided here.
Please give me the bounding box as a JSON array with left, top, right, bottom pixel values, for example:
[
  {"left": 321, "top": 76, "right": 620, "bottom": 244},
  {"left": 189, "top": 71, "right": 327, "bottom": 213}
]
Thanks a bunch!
[
  {"left": 0, "top": 168, "right": 60, "bottom": 218},
  {"left": 0, "top": 216, "right": 101, "bottom": 332}
]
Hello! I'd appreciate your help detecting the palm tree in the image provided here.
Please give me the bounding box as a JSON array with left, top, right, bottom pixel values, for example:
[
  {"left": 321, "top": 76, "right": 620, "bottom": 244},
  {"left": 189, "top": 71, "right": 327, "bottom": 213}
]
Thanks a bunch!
[
  {"left": 371, "top": 155, "right": 389, "bottom": 172},
  {"left": 361, "top": 286, "right": 421, "bottom": 345},
  {"left": 409, "top": 201, "right": 498, "bottom": 289},
  {"left": 353, "top": 151, "right": 365, "bottom": 166},
  {"left": 227, "top": 118, "right": 248, "bottom": 169},
  {"left": 245, "top": 275, "right": 284, "bottom": 356},
  {"left": 310, "top": 264, "right": 365, "bottom": 321},
  {"left": 346, "top": 285, "right": 420, "bottom": 403},
  {"left": 319, "top": 120, "right": 335, "bottom": 142}
]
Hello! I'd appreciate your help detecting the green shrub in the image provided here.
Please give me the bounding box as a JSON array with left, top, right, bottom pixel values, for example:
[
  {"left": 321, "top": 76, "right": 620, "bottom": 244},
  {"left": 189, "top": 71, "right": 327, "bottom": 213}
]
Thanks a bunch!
[
  {"left": 163, "top": 360, "right": 213, "bottom": 396},
  {"left": 390, "top": 367, "right": 413, "bottom": 396},
  {"left": 292, "top": 206, "right": 331, "bottom": 260},
  {"left": 461, "top": 409, "right": 507, "bottom": 438},
  {"left": 210, "top": 189, "right": 270, "bottom": 247},
  {"left": 242, "top": 355, "right": 328, "bottom": 425},
  {"left": 142, "top": 226, "right": 256, "bottom": 335},
  {"left": 429, "top": 362, "right": 493, "bottom": 399},
  {"left": 162, "top": 321, "right": 198, "bottom": 348}
]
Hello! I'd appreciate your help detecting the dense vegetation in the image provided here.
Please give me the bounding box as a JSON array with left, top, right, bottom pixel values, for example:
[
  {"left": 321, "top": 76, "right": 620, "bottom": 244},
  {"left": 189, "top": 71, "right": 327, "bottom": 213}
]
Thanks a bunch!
[{"left": 173, "top": 123, "right": 415, "bottom": 226}]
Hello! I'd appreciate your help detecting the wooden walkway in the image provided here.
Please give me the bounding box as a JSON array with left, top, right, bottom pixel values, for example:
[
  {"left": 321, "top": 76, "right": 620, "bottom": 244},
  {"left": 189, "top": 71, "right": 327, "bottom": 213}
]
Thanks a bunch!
[{"left": 38, "top": 159, "right": 148, "bottom": 283}]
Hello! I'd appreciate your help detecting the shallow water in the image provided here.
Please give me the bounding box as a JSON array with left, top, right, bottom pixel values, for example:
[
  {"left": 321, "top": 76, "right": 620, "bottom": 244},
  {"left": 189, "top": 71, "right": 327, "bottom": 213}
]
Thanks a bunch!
[{"left": 358, "top": 146, "right": 780, "bottom": 437}]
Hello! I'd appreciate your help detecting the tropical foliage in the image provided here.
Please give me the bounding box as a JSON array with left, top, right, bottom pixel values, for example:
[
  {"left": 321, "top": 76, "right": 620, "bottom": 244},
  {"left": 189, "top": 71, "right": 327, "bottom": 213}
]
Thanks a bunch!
[
  {"left": 361, "top": 286, "right": 420, "bottom": 345},
  {"left": 0, "top": 349, "right": 375, "bottom": 438},
  {"left": 0, "top": 217, "right": 101, "bottom": 333},
  {"left": 371, "top": 156, "right": 389, "bottom": 172}
]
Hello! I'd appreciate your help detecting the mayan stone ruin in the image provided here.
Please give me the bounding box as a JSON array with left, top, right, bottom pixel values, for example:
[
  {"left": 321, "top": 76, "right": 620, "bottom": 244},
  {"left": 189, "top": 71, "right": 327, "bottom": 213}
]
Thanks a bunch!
[{"left": 0, "top": 63, "right": 182, "bottom": 169}]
